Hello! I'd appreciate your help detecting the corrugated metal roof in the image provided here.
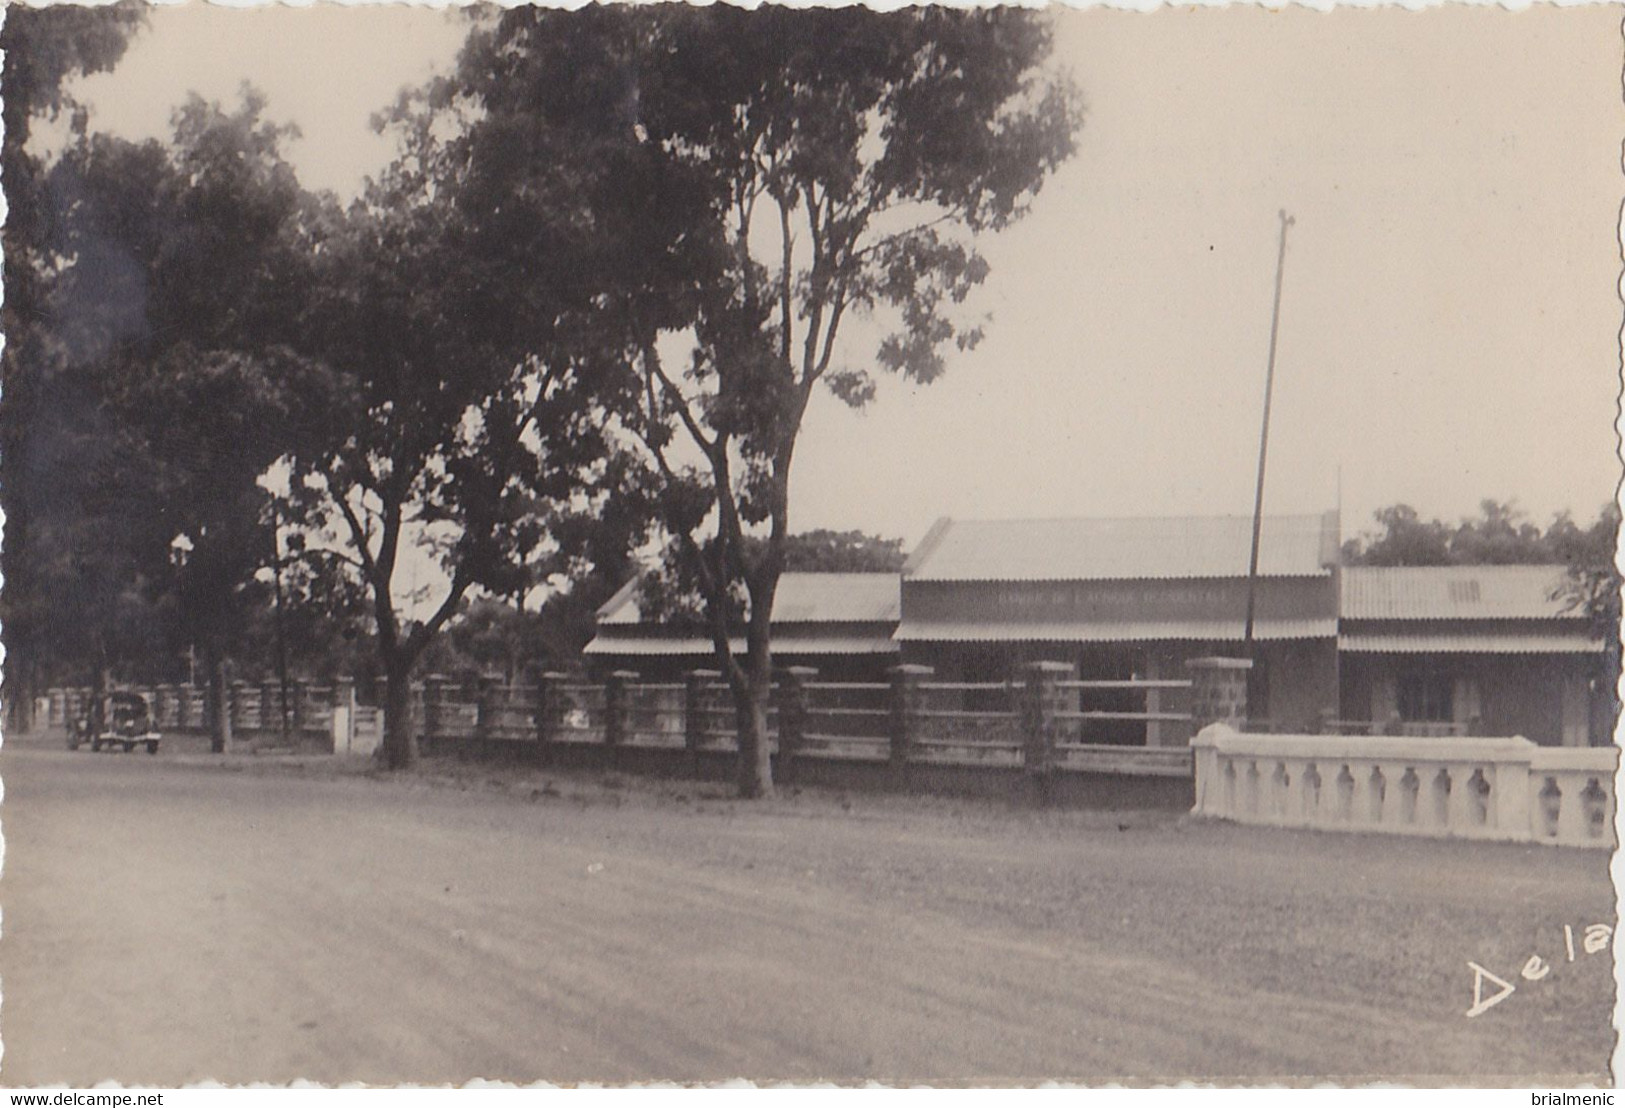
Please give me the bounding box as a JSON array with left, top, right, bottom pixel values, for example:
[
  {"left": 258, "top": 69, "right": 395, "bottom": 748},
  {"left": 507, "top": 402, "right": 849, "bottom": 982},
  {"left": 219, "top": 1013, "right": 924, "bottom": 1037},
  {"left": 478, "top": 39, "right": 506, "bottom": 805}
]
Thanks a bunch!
[
  {"left": 583, "top": 635, "right": 899, "bottom": 657},
  {"left": 598, "top": 572, "right": 900, "bottom": 626},
  {"left": 1340, "top": 565, "right": 1580, "bottom": 621},
  {"left": 1339, "top": 632, "right": 1603, "bottom": 654},
  {"left": 894, "top": 618, "right": 1336, "bottom": 643},
  {"left": 904, "top": 512, "right": 1338, "bottom": 582}
]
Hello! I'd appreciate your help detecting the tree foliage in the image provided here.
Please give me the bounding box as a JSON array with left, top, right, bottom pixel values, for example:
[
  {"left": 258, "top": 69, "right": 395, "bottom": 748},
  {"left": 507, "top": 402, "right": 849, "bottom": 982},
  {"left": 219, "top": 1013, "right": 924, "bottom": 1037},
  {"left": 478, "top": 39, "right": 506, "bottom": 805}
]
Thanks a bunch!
[
  {"left": 0, "top": 2, "right": 146, "bottom": 719},
  {"left": 2, "top": 61, "right": 314, "bottom": 741},
  {"left": 781, "top": 530, "right": 907, "bottom": 573},
  {"left": 440, "top": 5, "right": 1082, "bottom": 796},
  {"left": 1342, "top": 500, "right": 1616, "bottom": 568},
  {"left": 280, "top": 108, "right": 661, "bottom": 768}
]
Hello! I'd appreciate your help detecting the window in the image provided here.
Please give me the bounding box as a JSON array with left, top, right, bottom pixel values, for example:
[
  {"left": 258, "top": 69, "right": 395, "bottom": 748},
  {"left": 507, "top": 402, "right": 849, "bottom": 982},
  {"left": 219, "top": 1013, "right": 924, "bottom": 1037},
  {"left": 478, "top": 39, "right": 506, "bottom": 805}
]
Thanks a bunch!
[
  {"left": 1447, "top": 579, "right": 1481, "bottom": 604},
  {"left": 1398, "top": 672, "right": 1453, "bottom": 723}
]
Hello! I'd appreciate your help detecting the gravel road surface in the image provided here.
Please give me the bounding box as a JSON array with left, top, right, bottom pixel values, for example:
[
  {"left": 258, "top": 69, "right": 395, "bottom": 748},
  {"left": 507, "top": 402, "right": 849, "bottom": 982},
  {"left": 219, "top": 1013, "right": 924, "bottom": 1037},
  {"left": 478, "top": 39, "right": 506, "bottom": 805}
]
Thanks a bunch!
[{"left": 2, "top": 741, "right": 1614, "bottom": 1085}]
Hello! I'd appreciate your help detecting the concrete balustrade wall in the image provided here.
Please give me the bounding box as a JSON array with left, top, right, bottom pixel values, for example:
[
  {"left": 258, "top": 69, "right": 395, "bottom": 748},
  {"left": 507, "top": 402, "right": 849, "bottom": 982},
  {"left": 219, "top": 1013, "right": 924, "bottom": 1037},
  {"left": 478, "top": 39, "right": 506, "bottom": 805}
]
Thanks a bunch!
[{"left": 1191, "top": 724, "right": 1618, "bottom": 848}]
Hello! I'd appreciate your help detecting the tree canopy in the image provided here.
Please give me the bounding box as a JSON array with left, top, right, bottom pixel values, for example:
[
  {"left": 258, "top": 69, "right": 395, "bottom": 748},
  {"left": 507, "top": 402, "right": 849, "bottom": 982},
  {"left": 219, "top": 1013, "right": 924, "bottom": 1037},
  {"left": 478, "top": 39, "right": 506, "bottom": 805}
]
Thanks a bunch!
[
  {"left": 278, "top": 107, "right": 663, "bottom": 768},
  {"left": 437, "top": 4, "right": 1082, "bottom": 795},
  {"left": 0, "top": 2, "right": 147, "bottom": 721},
  {"left": 2, "top": 71, "right": 315, "bottom": 744},
  {"left": 1342, "top": 500, "right": 1617, "bottom": 568}
]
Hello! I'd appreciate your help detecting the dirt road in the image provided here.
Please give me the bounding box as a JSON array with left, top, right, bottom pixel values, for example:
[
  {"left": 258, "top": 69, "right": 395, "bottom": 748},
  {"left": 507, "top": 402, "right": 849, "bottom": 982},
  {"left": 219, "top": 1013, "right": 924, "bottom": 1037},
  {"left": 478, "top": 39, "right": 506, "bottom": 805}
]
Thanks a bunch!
[{"left": 1, "top": 741, "right": 1614, "bottom": 1085}]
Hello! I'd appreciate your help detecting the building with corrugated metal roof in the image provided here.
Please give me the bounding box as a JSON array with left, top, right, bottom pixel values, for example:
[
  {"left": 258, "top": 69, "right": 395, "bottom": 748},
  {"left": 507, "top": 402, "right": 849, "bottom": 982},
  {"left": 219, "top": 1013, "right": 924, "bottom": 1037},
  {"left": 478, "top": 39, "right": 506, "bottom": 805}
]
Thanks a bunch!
[
  {"left": 582, "top": 515, "right": 1615, "bottom": 748},
  {"left": 1338, "top": 565, "right": 1612, "bottom": 746},
  {"left": 583, "top": 571, "right": 900, "bottom": 680},
  {"left": 896, "top": 512, "right": 1343, "bottom": 740}
]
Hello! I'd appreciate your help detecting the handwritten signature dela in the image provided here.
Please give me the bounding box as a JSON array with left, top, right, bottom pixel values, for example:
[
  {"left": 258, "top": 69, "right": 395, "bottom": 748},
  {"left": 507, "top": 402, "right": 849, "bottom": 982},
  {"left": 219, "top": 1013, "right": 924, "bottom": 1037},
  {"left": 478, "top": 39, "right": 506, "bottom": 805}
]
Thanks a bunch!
[{"left": 1466, "top": 924, "right": 1614, "bottom": 1018}]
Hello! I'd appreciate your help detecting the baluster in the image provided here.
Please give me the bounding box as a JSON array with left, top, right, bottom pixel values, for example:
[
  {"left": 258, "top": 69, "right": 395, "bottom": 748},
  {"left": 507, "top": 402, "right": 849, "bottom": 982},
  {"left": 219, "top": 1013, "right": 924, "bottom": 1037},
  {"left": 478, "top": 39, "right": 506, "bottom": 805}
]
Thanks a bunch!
[{"left": 1556, "top": 773, "right": 1590, "bottom": 845}]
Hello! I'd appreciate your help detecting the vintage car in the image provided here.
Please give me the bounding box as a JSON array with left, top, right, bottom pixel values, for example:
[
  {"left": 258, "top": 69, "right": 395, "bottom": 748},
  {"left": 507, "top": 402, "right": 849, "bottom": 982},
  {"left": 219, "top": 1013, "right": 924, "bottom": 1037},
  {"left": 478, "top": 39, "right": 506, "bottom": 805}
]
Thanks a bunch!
[{"left": 83, "top": 691, "right": 162, "bottom": 755}]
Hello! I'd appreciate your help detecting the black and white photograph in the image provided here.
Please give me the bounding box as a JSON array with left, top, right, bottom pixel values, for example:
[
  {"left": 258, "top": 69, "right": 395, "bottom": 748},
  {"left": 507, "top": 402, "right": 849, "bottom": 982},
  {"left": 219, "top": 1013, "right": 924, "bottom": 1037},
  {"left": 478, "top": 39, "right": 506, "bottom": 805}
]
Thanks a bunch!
[{"left": 0, "top": 0, "right": 1619, "bottom": 1089}]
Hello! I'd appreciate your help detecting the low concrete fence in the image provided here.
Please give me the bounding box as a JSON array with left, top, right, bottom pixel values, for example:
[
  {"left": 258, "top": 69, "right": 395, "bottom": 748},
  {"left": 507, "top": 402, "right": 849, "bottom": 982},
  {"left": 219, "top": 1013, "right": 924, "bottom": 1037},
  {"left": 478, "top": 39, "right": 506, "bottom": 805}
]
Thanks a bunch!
[
  {"left": 393, "top": 662, "right": 1201, "bottom": 805},
  {"left": 1191, "top": 724, "right": 1618, "bottom": 848},
  {"left": 46, "top": 680, "right": 362, "bottom": 754},
  {"left": 45, "top": 663, "right": 1227, "bottom": 805}
]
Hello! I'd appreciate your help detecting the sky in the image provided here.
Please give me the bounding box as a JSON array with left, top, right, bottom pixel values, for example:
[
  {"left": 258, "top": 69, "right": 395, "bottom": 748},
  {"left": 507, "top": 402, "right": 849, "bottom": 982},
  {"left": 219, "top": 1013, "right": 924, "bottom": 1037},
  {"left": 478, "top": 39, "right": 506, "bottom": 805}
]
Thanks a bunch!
[{"left": 64, "top": 2, "right": 1625, "bottom": 556}]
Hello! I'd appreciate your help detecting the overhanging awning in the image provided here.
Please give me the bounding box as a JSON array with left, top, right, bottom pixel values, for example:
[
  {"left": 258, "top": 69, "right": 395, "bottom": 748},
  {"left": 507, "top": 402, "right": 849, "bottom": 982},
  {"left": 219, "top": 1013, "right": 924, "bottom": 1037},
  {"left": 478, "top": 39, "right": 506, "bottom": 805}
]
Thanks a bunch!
[
  {"left": 1339, "top": 633, "right": 1604, "bottom": 655},
  {"left": 584, "top": 635, "right": 900, "bottom": 657},
  {"left": 894, "top": 618, "right": 1336, "bottom": 643}
]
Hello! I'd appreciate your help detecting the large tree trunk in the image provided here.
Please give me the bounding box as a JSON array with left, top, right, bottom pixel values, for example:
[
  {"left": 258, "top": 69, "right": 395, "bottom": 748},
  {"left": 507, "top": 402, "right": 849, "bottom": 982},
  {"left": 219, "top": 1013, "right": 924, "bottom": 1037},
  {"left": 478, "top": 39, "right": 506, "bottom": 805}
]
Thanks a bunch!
[
  {"left": 734, "top": 631, "right": 776, "bottom": 798},
  {"left": 732, "top": 679, "right": 775, "bottom": 799},
  {"left": 729, "top": 559, "right": 782, "bottom": 799},
  {"left": 380, "top": 658, "right": 418, "bottom": 770}
]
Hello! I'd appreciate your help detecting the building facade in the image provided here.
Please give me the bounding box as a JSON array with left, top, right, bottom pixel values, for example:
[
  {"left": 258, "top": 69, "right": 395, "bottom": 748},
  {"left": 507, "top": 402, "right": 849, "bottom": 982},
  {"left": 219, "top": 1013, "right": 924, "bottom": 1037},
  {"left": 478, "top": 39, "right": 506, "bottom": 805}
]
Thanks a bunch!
[
  {"left": 894, "top": 512, "right": 1341, "bottom": 742},
  {"left": 583, "top": 516, "right": 1616, "bottom": 748},
  {"left": 1338, "top": 565, "right": 1613, "bottom": 746},
  {"left": 582, "top": 572, "right": 900, "bottom": 682}
]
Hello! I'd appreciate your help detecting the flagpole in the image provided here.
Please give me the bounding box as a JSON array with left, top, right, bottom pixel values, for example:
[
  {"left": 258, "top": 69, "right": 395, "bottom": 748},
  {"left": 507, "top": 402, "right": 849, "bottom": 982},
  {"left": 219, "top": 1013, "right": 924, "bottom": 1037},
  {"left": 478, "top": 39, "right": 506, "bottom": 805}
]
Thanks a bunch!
[{"left": 1243, "top": 210, "right": 1295, "bottom": 654}]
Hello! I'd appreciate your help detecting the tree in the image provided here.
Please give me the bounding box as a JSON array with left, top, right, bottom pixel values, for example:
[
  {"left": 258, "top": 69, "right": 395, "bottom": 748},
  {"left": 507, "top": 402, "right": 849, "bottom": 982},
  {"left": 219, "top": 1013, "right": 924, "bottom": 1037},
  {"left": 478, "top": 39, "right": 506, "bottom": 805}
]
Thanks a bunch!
[
  {"left": 444, "top": 5, "right": 1081, "bottom": 796},
  {"left": 1550, "top": 502, "right": 1621, "bottom": 680},
  {"left": 1340, "top": 504, "right": 1452, "bottom": 566},
  {"left": 1343, "top": 500, "right": 1581, "bottom": 567},
  {"left": 781, "top": 530, "right": 907, "bottom": 573},
  {"left": 20, "top": 89, "right": 319, "bottom": 748},
  {"left": 282, "top": 120, "right": 650, "bottom": 770},
  {"left": 1447, "top": 499, "right": 1552, "bottom": 565},
  {"left": 1, "top": 2, "right": 146, "bottom": 727}
]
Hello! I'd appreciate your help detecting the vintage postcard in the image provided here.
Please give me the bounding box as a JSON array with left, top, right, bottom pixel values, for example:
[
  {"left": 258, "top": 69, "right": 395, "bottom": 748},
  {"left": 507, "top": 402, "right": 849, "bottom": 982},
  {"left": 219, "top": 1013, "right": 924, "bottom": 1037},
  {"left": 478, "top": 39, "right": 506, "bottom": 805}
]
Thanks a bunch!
[{"left": 0, "top": 0, "right": 1618, "bottom": 1090}]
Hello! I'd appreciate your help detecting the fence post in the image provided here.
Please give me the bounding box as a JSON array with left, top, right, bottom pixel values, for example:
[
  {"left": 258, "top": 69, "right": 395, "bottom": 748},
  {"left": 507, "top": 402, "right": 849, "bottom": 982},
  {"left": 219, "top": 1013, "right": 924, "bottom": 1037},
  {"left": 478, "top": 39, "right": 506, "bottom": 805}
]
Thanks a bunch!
[
  {"left": 375, "top": 674, "right": 389, "bottom": 742},
  {"left": 261, "top": 680, "right": 281, "bottom": 743},
  {"left": 533, "top": 671, "right": 563, "bottom": 765},
  {"left": 333, "top": 677, "right": 356, "bottom": 755},
  {"left": 686, "top": 670, "right": 719, "bottom": 779},
  {"left": 889, "top": 664, "right": 934, "bottom": 788},
  {"left": 604, "top": 670, "right": 637, "bottom": 770},
  {"left": 230, "top": 680, "right": 251, "bottom": 742},
  {"left": 289, "top": 679, "right": 306, "bottom": 735},
  {"left": 422, "top": 675, "right": 450, "bottom": 755},
  {"left": 775, "top": 666, "right": 816, "bottom": 787},
  {"left": 1020, "top": 661, "right": 1075, "bottom": 802},
  {"left": 1186, "top": 657, "right": 1252, "bottom": 732},
  {"left": 461, "top": 674, "right": 481, "bottom": 743},
  {"left": 475, "top": 674, "right": 503, "bottom": 742}
]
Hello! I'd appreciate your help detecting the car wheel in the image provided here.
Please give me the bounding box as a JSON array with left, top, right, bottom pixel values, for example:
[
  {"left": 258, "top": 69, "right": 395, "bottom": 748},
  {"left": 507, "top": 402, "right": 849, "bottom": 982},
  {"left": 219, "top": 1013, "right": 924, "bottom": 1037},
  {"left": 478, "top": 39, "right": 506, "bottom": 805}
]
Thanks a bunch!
[
  {"left": 91, "top": 740, "right": 102, "bottom": 753},
  {"left": 146, "top": 741, "right": 159, "bottom": 755},
  {"left": 122, "top": 741, "right": 134, "bottom": 753}
]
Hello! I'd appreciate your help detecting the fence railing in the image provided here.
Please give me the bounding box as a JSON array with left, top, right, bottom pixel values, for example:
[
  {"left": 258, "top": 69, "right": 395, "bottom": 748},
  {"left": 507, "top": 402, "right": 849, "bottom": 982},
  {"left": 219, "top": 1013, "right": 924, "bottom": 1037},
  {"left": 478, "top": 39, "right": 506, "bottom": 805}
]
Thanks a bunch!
[
  {"left": 1191, "top": 724, "right": 1618, "bottom": 848},
  {"left": 403, "top": 663, "right": 1198, "bottom": 778},
  {"left": 46, "top": 664, "right": 1200, "bottom": 777},
  {"left": 45, "top": 680, "right": 362, "bottom": 752}
]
